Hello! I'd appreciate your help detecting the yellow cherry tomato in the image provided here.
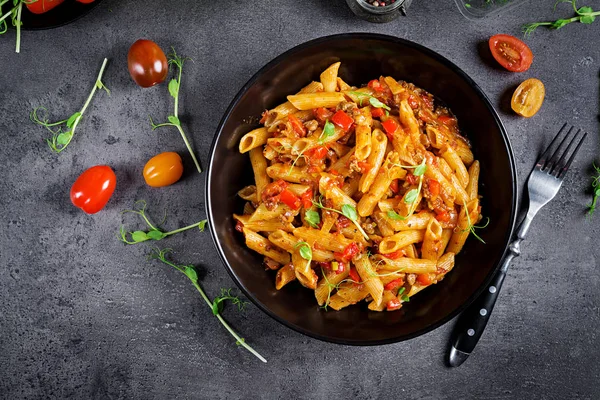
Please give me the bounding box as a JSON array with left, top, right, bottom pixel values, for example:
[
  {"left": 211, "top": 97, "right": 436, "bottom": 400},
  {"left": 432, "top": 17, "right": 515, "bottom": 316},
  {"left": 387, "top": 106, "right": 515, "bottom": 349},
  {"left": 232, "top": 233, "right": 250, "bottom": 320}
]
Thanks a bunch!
[
  {"left": 511, "top": 78, "right": 545, "bottom": 118},
  {"left": 143, "top": 152, "right": 184, "bottom": 187}
]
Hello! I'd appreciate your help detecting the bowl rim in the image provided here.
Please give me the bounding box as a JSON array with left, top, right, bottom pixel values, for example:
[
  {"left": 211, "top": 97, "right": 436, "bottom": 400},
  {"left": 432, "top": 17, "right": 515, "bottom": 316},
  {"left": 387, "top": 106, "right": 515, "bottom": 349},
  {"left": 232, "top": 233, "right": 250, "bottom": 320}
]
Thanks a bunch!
[
  {"left": 19, "top": 0, "right": 103, "bottom": 31},
  {"left": 205, "top": 32, "right": 518, "bottom": 345}
]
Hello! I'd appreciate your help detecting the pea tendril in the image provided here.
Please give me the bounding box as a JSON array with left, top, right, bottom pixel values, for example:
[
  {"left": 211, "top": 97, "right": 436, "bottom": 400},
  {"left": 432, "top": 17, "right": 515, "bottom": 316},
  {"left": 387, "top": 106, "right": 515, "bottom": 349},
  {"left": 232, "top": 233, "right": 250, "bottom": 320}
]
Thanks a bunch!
[
  {"left": 586, "top": 163, "right": 600, "bottom": 217},
  {"left": 148, "top": 248, "right": 266, "bottom": 363},
  {"left": 150, "top": 48, "right": 202, "bottom": 173},
  {"left": 31, "top": 58, "right": 110, "bottom": 153},
  {"left": 523, "top": 0, "right": 600, "bottom": 35}
]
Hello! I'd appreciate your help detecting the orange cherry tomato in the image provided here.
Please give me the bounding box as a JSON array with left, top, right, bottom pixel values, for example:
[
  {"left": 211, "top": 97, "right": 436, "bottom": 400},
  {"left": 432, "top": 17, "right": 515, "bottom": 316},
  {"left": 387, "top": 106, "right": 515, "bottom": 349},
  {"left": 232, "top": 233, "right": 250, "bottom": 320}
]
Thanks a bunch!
[
  {"left": 70, "top": 166, "right": 116, "bottom": 214},
  {"left": 128, "top": 39, "right": 168, "bottom": 88},
  {"left": 489, "top": 34, "right": 533, "bottom": 72},
  {"left": 511, "top": 78, "right": 545, "bottom": 118},
  {"left": 143, "top": 152, "right": 184, "bottom": 187},
  {"left": 26, "top": 0, "right": 65, "bottom": 14}
]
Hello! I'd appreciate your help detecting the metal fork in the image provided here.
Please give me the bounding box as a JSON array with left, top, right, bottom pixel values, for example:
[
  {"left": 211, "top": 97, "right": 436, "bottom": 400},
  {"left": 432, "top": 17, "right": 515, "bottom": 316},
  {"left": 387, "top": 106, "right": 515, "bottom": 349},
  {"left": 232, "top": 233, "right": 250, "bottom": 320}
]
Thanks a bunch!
[{"left": 448, "top": 123, "right": 588, "bottom": 367}]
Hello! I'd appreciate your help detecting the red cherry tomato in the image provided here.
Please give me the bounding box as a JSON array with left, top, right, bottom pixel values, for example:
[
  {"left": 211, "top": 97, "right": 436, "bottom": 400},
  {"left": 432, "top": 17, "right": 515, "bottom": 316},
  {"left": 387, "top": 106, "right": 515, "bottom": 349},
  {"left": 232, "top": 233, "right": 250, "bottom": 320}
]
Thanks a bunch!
[
  {"left": 70, "top": 166, "right": 116, "bottom": 214},
  {"left": 26, "top": 0, "right": 65, "bottom": 14},
  {"left": 127, "top": 39, "right": 168, "bottom": 88},
  {"left": 143, "top": 152, "right": 184, "bottom": 187},
  {"left": 489, "top": 34, "right": 533, "bottom": 72}
]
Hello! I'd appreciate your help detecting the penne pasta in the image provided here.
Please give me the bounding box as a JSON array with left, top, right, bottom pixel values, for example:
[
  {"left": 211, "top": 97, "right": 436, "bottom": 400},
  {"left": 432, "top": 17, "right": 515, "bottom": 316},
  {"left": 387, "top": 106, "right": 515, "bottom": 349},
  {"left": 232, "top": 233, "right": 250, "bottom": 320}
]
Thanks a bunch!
[
  {"left": 243, "top": 228, "right": 290, "bottom": 265},
  {"left": 320, "top": 62, "right": 341, "bottom": 92},
  {"left": 354, "top": 254, "right": 384, "bottom": 307},
  {"left": 287, "top": 92, "right": 346, "bottom": 110}
]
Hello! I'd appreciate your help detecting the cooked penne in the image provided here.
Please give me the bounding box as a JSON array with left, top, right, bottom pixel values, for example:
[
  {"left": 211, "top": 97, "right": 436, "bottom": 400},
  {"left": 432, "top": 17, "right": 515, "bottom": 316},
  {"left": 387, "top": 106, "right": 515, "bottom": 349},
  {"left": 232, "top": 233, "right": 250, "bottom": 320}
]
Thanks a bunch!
[
  {"left": 235, "top": 62, "right": 483, "bottom": 311},
  {"left": 320, "top": 62, "right": 341, "bottom": 92},
  {"left": 287, "top": 92, "right": 346, "bottom": 110}
]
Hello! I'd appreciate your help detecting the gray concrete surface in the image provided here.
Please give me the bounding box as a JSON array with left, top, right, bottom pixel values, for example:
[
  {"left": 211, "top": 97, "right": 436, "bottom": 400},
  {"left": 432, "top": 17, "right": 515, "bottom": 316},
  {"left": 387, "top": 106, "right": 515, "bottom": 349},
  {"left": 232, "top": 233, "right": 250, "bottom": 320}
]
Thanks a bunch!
[{"left": 1, "top": 0, "right": 599, "bottom": 398}]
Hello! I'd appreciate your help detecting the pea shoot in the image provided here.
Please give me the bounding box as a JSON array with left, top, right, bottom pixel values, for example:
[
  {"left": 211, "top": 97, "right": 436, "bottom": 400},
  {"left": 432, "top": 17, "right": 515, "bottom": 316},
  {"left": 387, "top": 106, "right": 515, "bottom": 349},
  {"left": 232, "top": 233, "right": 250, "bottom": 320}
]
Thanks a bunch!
[
  {"left": 318, "top": 120, "right": 336, "bottom": 144},
  {"left": 386, "top": 159, "right": 427, "bottom": 220},
  {"left": 0, "top": 0, "right": 26, "bottom": 53},
  {"left": 319, "top": 266, "right": 356, "bottom": 311},
  {"left": 312, "top": 197, "right": 369, "bottom": 241},
  {"left": 304, "top": 209, "right": 321, "bottom": 228},
  {"left": 347, "top": 91, "right": 391, "bottom": 110},
  {"left": 523, "top": 0, "right": 600, "bottom": 35},
  {"left": 31, "top": 58, "right": 110, "bottom": 153},
  {"left": 460, "top": 199, "right": 489, "bottom": 244},
  {"left": 295, "top": 241, "right": 313, "bottom": 271},
  {"left": 150, "top": 49, "right": 202, "bottom": 174},
  {"left": 148, "top": 248, "right": 266, "bottom": 363},
  {"left": 119, "top": 200, "right": 207, "bottom": 245},
  {"left": 586, "top": 163, "right": 600, "bottom": 217}
]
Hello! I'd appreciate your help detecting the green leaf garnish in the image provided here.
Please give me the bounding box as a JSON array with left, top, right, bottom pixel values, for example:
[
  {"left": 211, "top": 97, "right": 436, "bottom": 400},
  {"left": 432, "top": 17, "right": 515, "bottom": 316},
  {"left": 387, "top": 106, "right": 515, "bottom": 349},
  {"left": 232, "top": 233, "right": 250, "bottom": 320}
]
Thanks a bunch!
[
  {"left": 295, "top": 241, "right": 313, "bottom": 261},
  {"left": 304, "top": 210, "right": 321, "bottom": 228},
  {"left": 522, "top": 0, "right": 600, "bottom": 35},
  {"left": 387, "top": 210, "right": 407, "bottom": 221},
  {"left": 404, "top": 189, "right": 419, "bottom": 204},
  {"left": 586, "top": 163, "right": 600, "bottom": 217},
  {"left": 149, "top": 48, "right": 202, "bottom": 173},
  {"left": 368, "top": 97, "right": 391, "bottom": 111},
  {"left": 312, "top": 197, "right": 369, "bottom": 241},
  {"left": 31, "top": 58, "right": 110, "bottom": 153},
  {"left": 318, "top": 120, "right": 336, "bottom": 144},
  {"left": 341, "top": 204, "right": 358, "bottom": 221}
]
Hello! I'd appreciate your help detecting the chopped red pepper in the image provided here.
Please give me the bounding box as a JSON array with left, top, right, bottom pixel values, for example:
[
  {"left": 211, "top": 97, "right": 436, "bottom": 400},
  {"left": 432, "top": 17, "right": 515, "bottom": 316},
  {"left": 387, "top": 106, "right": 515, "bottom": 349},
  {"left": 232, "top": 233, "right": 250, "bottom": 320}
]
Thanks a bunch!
[
  {"left": 381, "top": 118, "right": 399, "bottom": 140},
  {"left": 235, "top": 220, "right": 244, "bottom": 232},
  {"left": 384, "top": 278, "right": 404, "bottom": 291},
  {"left": 279, "top": 189, "right": 301, "bottom": 210},
  {"left": 368, "top": 79, "right": 385, "bottom": 93},
  {"left": 331, "top": 110, "right": 354, "bottom": 132},
  {"left": 348, "top": 267, "right": 361, "bottom": 283},
  {"left": 314, "top": 107, "right": 333, "bottom": 123},
  {"left": 300, "top": 188, "right": 313, "bottom": 209},
  {"left": 408, "top": 95, "right": 419, "bottom": 109},
  {"left": 334, "top": 242, "right": 361, "bottom": 263},
  {"left": 406, "top": 173, "right": 418, "bottom": 186},
  {"left": 307, "top": 145, "right": 328, "bottom": 160},
  {"left": 390, "top": 179, "right": 399, "bottom": 194},
  {"left": 335, "top": 261, "right": 346, "bottom": 274},
  {"left": 438, "top": 115, "right": 454, "bottom": 125},
  {"left": 371, "top": 107, "right": 385, "bottom": 118},
  {"left": 317, "top": 261, "right": 332, "bottom": 270},
  {"left": 422, "top": 95, "right": 434, "bottom": 110},
  {"left": 288, "top": 114, "right": 307, "bottom": 137},
  {"left": 416, "top": 273, "right": 434, "bottom": 286},
  {"left": 435, "top": 210, "right": 451, "bottom": 222},
  {"left": 384, "top": 249, "right": 404, "bottom": 260},
  {"left": 357, "top": 161, "right": 371, "bottom": 174},
  {"left": 428, "top": 179, "right": 440, "bottom": 197},
  {"left": 329, "top": 169, "right": 340, "bottom": 176},
  {"left": 386, "top": 298, "right": 402, "bottom": 311}
]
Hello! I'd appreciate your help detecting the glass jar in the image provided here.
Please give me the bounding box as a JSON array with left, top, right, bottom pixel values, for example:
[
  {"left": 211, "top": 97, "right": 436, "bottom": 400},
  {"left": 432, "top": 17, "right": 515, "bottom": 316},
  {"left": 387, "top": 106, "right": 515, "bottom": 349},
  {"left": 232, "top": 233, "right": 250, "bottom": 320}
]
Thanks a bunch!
[{"left": 345, "top": 0, "right": 412, "bottom": 23}]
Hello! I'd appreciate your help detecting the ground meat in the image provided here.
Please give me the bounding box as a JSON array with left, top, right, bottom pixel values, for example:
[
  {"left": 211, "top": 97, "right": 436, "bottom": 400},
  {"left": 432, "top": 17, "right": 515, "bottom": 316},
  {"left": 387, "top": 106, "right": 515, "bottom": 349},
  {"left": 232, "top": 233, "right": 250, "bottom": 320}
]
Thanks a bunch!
[
  {"left": 337, "top": 101, "right": 358, "bottom": 114},
  {"left": 362, "top": 219, "right": 376, "bottom": 235},
  {"left": 304, "top": 119, "right": 319, "bottom": 132},
  {"left": 407, "top": 273, "right": 416, "bottom": 286},
  {"left": 348, "top": 157, "right": 362, "bottom": 174},
  {"left": 264, "top": 257, "right": 280, "bottom": 271}
]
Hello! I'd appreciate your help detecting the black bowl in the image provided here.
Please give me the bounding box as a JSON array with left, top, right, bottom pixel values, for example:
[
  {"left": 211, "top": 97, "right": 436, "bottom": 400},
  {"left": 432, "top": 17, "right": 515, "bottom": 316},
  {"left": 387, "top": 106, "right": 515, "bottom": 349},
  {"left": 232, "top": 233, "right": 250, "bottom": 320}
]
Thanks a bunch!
[
  {"left": 206, "top": 33, "right": 517, "bottom": 345},
  {"left": 20, "top": 0, "right": 102, "bottom": 30}
]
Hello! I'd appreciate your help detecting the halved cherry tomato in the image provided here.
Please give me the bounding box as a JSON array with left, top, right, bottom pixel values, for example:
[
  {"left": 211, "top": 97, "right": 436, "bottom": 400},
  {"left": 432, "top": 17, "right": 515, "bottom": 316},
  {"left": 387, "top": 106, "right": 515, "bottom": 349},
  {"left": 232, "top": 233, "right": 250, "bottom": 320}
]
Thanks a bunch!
[
  {"left": 428, "top": 179, "right": 440, "bottom": 197},
  {"left": 384, "top": 278, "right": 404, "bottom": 291},
  {"left": 279, "top": 189, "right": 301, "bottom": 210},
  {"left": 489, "top": 34, "right": 533, "bottom": 73},
  {"left": 314, "top": 107, "right": 333, "bottom": 123},
  {"left": 26, "top": 0, "right": 65, "bottom": 14},
  {"left": 70, "top": 166, "right": 116, "bottom": 214},
  {"left": 143, "top": 152, "right": 184, "bottom": 187},
  {"left": 416, "top": 273, "right": 434, "bottom": 286},
  {"left": 511, "top": 78, "right": 545, "bottom": 118},
  {"left": 371, "top": 107, "right": 385, "bottom": 118},
  {"left": 386, "top": 298, "right": 402, "bottom": 311},
  {"left": 301, "top": 188, "right": 313, "bottom": 209},
  {"left": 381, "top": 118, "right": 399, "bottom": 139},
  {"left": 307, "top": 146, "right": 328, "bottom": 160},
  {"left": 331, "top": 110, "right": 354, "bottom": 131},
  {"left": 288, "top": 114, "right": 307, "bottom": 137},
  {"left": 348, "top": 267, "right": 361, "bottom": 283},
  {"left": 128, "top": 39, "right": 168, "bottom": 88}
]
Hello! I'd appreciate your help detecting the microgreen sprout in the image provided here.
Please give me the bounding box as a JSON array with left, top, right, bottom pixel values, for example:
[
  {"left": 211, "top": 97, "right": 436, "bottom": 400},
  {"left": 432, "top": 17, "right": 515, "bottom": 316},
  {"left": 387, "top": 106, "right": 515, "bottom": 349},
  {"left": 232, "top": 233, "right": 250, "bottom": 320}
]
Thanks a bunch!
[
  {"left": 304, "top": 210, "right": 321, "bottom": 228},
  {"left": 295, "top": 241, "right": 313, "bottom": 271},
  {"left": 31, "top": 58, "right": 110, "bottom": 153},
  {"left": 386, "top": 159, "right": 427, "bottom": 220},
  {"left": 523, "top": 0, "right": 600, "bottom": 35},
  {"left": 348, "top": 91, "right": 391, "bottom": 110},
  {"left": 312, "top": 196, "right": 369, "bottom": 240},
  {"left": 119, "top": 200, "right": 207, "bottom": 245},
  {"left": 150, "top": 48, "right": 202, "bottom": 173},
  {"left": 319, "top": 267, "right": 357, "bottom": 311},
  {"left": 148, "top": 248, "right": 266, "bottom": 363},
  {"left": 460, "top": 199, "right": 488, "bottom": 244},
  {"left": 586, "top": 163, "right": 600, "bottom": 217},
  {"left": 0, "top": 0, "right": 28, "bottom": 53}
]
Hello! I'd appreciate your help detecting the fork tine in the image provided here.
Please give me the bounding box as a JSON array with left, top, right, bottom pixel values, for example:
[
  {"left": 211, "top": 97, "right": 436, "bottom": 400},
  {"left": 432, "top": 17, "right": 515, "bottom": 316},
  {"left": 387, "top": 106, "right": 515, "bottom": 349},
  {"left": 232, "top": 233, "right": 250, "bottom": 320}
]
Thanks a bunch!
[
  {"left": 536, "top": 123, "right": 568, "bottom": 169},
  {"left": 556, "top": 131, "right": 587, "bottom": 179},
  {"left": 550, "top": 128, "right": 581, "bottom": 175},
  {"left": 543, "top": 125, "right": 575, "bottom": 171}
]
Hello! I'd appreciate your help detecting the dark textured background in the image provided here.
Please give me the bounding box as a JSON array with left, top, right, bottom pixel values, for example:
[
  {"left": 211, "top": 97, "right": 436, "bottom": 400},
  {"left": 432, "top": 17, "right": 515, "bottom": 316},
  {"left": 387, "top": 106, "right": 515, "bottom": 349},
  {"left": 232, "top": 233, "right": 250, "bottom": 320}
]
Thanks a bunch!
[{"left": 1, "top": 0, "right": 599, "bottom": 399}]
